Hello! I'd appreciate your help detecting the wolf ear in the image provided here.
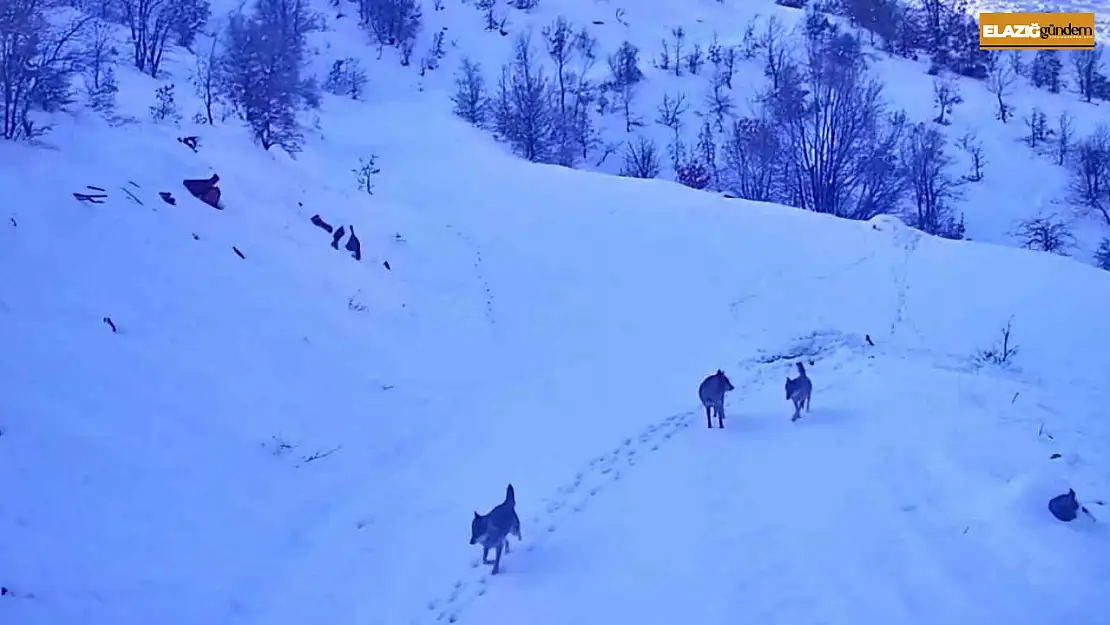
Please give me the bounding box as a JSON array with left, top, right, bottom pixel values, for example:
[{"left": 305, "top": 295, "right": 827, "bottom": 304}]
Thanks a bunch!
[
  {"left": 474, "top": 511, "right": 480, "bottom": 519},
  {"left": 716, "top": 369, "right": 724, "bottom": 375}
]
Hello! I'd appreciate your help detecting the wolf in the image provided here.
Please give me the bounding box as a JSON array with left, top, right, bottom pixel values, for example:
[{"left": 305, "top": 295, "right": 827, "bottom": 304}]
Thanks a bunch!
[
  {"left": 469, "top": 484, "right": 522, "bottom": 575},
  {"left": 699, "top": 369, "right": 735, "bottom": 428},
  {"left": 785, "top": 362, "right": 812, "bottom": 422}
]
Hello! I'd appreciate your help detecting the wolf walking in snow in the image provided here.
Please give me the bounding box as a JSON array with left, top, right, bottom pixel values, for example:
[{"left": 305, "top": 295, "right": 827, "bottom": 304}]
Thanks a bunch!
[
  {"left": 469, "top": 484, "right": 522, "bottom": 575},
  {"left": 785, "top": 362, "right": 812, "bottom": 422},
  {"left": 699, "top": 369, "right": 735, "bottom": 428}
]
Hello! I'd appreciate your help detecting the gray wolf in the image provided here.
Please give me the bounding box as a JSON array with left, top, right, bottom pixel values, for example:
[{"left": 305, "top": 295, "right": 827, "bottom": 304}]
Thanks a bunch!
[
  {"left": 699, "top": 369, "right": 735, "bottom": 428},
  {"left": 469, "top": 484, "right": 522, "bottom": 574},
  {"left": 785, "top": 362, "right": 812, "bottom": 422}
]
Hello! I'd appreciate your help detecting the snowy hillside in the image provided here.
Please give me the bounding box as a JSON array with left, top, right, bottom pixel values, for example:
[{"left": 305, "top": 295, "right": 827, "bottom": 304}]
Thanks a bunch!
[
  {"left": 408, "top": 0, "right": 1110, "bottom": 263},
  {"left": 3, "top": 0, "right": 1110, "bottom": 624}
]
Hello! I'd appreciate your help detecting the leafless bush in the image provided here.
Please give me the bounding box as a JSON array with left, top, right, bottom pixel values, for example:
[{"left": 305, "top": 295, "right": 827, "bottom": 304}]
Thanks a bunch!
[
  {"left": 619, "top": 135, "right": 661, "bottom": 179},
  {"left": 932, "top": 76, "right": 961, "bottom": 125},
  {"left": 1012, "top": 215, "right": 1075, "bottom": 255},
  {"left": 975, "top": 318, "right": 1019, "bottom": 366},
  {"left": 986, "top": 53, "right": 1016, "bottom": 123},
  {"left": 80, "top": 18, "right": 120, "bottom": 113},
  {"left": 958, "top": 131, "right": 985, "bottom": 182},
  {"left": 324, "top": 57, "right": 368, "bottom": 100},
  {"left": 1069, "top": 125, "right": 1110, "bottom": 225},
  {"left": 1023, "top": 108, "right": 1050, "bottom": 149}
]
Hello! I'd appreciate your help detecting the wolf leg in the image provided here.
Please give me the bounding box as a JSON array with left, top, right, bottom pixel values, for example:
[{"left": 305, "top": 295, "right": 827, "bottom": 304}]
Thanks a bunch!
[
  {"left": 492, "top": 542, "right": 503, "bottom": 575},
  {"left": 717, "top": 405, "right": 725, "bottom": 428},
  {"left": 504, "top": 538, "right": 511, "bottom": 554},
  {"left": 705, "top": 405, "right": 713, "bottom": 428},
  {"left": 482, "top": 546, "right": 492, "bottom": 564}
]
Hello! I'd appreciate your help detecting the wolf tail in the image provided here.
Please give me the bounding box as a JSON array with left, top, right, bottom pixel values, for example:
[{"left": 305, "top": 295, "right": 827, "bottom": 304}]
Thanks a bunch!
[
  {"left": 505, "top": 483, "right": 515, "bottom": 506},
  {"left": 796, "top": 362, "right": 807, "bottom": 377}
]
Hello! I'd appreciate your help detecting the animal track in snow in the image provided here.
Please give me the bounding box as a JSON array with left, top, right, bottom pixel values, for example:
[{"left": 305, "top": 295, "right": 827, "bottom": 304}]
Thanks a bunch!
[
  {"left": 414, "top": 409, "right": 694, "bottom": 625},
  {"left": 414, "top": 365, "right": 777, "bottom": 625},
  {"left": 445, "top": 223, "right": 496, "bottom": 329}
]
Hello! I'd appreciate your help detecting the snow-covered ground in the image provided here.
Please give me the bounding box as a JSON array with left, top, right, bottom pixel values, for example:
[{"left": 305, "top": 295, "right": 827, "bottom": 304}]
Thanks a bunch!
[{"left": 3, "top": 1, "right": 1110, "bottom": 624}]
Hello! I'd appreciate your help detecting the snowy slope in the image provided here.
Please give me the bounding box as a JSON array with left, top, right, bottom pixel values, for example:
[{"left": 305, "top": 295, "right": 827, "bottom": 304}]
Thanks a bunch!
[
  {"left": 5, "top": 91, "right": 1110, "bottom": 624},
  {"left": 3, "top": 1, "right": 1110, "bottom": 625},
  {"left": 410, "top": 0, "right": 1110, "bottom": 262}
]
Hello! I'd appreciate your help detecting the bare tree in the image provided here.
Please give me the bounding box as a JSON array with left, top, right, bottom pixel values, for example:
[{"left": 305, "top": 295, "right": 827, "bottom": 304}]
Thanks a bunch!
[
  {"left": 193, "top": 34, "right": 220, "bottom": 124},
  {"left": 543, "top": 17, "right": 574, "bottom": 117},
  {"left": 1031, "top": 49, "right": 1063, "bottom": 92},
  {"left": 451, "top": 57, "right": 487, "bottom": 126},
  {"left": 932, "top": 76, "right": 961, "bottom": 125},
  {"left": 567, "top": 27, "right": 600, "bottom": 162},
  {"left": 655, "top": 92, "right": 687, "bottom": 139},
  {"left": 359, "top": 0, "right": 422, "bottom": 60},
  {"left": 1069, "top": 126, "right": 1110, "bottom": 224},
  {"left": 721, "top": 115, "right": 780, "bottom": 202},
  {"left": 608, "top": 41, "right": 644, "bottom": 132},
  {"left": 170, "top": 0, "right": 210, "bottom": 50},
  {"left": 80, "top": 18, "right": 120, "bottom": 113},
  {"left": 759, "top": 15, "right": 788, "bottom": 89},
  {"left": 121, "top": 0, "right": 206, "bottom": 77},
  {"left": 707, "top": 34, "right": 724, "bottom": 74},
  {"left": 1023, "top": 108, "right": 1050, "bottom": 149},
  {"left": 1012, "top": 216, "right": 1075, "bottom": 255},
  {"left": 766, "top": 24, "right": 901, "bottom": 219},
  {"left": 475, "top": 0, "right": 497, "bottom": 32},
  {"left": 695, "top": 119, "right": 719, "bottom": 189},
  {"left": 150, "top": 83, "right": 181, "bottom": 122},
  {"left": 670, "top": 27, "right": 685, "bottom": 76},
  {"left": 542, "top": 17, "right": 589, "bottom": 165},
  {"left": 740, "top": 17, "right": 759, "bottom": 59},
  {"left": 323, "top": 57, "right": 368, "bottom": 100},
  {"left": 120, "top": 0, "right": 168, "bottom": 75},
  {"left": 867, "top": 0, "right": 905, "bottom": 53},
  {"left": 686, "top": 43, "right": 704, "bottom": 75},
  {"left": 218, "top": 0, "right": 321, "bottom": 153},
  {"left": 655, "top": 91, "right": 689, "bottom": 170},
  {"left": 901, "top": 122, "right": 961, "bottom": 237},
  {"left": 854, "top": 111, "right": 912, "bottom": 220},
  {"left": 422, "top": 30, "right": 445, "bottom": 71},
  {"left": 918, "top": 0, "right": 948, "bottom": 58},
  {"left": 704, "top": 73, "right": 733, "bottom": 131},
  {"left": 958, "top": 130, "right": 985, "bottom": 181},
  {"left": 656, "top": 37, "right": 671, "bottom": 71},
  {"left": 720, "top": 44, "right": 738, "bottom": 89},
  {"left": 1055, "top": 112, "right": 1073, "bottom": 166},
  {"left": 619, "top": 135, "right": 661, "bottom": 179},
  {"left": 986, "top": 52, "right": 1016, "bottom": 123},
  {"left": 0, "top": 0, "right": 89, "bottom": 139},
  {"left": 1095, "top": 237, "right": 1110, "bottom": 270},
  {"left": 1071, "top": 46, "right": 1105, "bottom": 103},
  {"left": 977, "top": 318, "right": 1019, "bottom": 366},
  {"left": 490, "top": 32, "right": 556, "bottom": 162},
  {"left": 842, "top": 0, "right": 889, "bottom": 45}
]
